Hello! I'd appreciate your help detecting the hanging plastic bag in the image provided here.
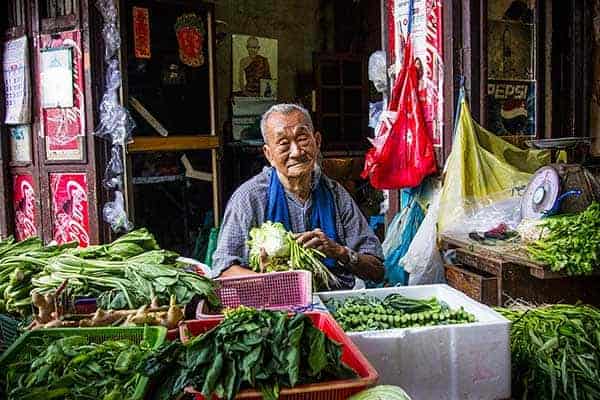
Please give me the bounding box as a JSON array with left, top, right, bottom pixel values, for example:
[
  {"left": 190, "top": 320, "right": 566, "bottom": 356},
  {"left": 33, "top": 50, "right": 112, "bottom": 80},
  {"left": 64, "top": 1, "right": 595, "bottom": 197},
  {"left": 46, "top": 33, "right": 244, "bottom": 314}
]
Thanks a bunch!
[
  {"left": 382, "top": 190, "right": 425, "bottom": 286},
  {"left": 362, "top": 37, "right": 437, "bottom": 189},
  {"left": 400, "top": 187, "right": 445, "bottom": 285},
  {"left": 437, "top": 90, "right": 550, "bottom": 234}
]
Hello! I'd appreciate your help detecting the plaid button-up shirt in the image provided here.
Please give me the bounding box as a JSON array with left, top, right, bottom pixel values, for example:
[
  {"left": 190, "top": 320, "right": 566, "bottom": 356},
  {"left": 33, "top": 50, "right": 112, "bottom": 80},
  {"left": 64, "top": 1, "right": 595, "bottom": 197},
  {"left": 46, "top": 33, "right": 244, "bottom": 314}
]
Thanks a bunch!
[{"left": 211, "top": 167, "right": 383, "bottom": 290}]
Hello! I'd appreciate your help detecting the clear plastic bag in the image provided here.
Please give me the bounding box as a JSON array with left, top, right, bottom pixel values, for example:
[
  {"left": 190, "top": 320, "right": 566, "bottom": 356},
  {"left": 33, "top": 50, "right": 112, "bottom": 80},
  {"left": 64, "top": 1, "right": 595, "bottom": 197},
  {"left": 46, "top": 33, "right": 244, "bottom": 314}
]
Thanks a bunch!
[
  {"left": 368, "top": 101, "right": 383, "bottom": 129},
  {"left": 103, "top": 191, "right": 133, "bottom": 233},
  {"left": 401, "top": 189, "right": 446, "bottom": 285},
  {"left": 368, "top": 50, "right": 387, "bottom": 93}
]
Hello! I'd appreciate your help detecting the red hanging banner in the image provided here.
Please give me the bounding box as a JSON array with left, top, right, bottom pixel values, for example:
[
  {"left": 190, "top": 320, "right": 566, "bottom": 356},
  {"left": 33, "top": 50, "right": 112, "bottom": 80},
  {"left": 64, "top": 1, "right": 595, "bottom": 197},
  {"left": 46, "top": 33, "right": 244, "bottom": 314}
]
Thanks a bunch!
[{"left": 133, "top": 7, "right": 151, "bottom": 59}]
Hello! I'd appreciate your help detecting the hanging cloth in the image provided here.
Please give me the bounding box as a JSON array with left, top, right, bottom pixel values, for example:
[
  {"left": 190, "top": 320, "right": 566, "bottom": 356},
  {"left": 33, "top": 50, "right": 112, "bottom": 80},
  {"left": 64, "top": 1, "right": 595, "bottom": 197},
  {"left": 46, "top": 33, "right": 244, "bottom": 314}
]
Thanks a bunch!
[{"left": 266, "top": 168, "right": 338, "bottom": 268}]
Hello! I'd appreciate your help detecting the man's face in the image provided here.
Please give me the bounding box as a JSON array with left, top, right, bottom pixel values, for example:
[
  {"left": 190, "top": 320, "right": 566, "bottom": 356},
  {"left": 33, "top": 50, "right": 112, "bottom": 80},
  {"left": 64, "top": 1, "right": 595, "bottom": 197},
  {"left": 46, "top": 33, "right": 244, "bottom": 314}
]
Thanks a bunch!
[
  {"left": 263, "top": 111, "right": 321, "bottom": 179},
  {"left": 247, "top": 38, "right": 260, "bottom": 57}
]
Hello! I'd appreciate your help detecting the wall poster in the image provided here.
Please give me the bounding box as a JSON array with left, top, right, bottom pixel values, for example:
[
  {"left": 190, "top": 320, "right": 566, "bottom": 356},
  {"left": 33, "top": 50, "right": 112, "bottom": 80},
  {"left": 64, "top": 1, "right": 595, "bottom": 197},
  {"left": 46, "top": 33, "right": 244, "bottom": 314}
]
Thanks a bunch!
[
  {"left": 232, "top": 34, "right": 278, "bottom": 98},
  {"left": 392, "top": 0, "right": 443, "bottom": 147},
  {"left": 39, "top": 30, "right": 85, "bottom": 161},
  {"left": 13, "top": 174, "right": 38, "bottom": 241},
  {"left": 9, "top": 125, "right": 32, "bottom": 163},
  {"left": 51, "top": 173, "right": 90, "bottom": 247},
  {"left": 487, "top": 79, "right": 535, "bottom": 136},
  {"left": 40, "top": 47, "right": 74, "bottom": 108},
  {"left": 3, "top": 36, "right": 31, "bottom": 124}
]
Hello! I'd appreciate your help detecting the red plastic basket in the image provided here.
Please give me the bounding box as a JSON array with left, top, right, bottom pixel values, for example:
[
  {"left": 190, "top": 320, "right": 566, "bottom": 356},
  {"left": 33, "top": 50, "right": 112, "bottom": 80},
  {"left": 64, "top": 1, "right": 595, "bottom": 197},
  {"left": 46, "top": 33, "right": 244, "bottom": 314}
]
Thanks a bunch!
[
  {"left": 179, "top": 312, "right": 378, "bottom": 399},
  {"left": 196, "top": 271, "right": 312, "bottom": 319}
]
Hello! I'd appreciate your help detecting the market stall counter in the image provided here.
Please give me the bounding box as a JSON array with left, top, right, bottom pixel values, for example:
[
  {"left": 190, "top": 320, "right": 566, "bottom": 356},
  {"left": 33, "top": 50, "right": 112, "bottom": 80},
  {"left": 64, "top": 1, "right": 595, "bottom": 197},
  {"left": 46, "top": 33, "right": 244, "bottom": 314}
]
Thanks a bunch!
[{"left": 441, "top": 233, "right": 600, "bottom": 306}]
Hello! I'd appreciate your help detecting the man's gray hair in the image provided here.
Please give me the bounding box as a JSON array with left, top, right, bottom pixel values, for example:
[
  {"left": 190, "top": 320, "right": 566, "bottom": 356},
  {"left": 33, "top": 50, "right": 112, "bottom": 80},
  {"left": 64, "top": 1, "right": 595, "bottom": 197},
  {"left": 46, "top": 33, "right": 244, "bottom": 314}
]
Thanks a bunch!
[{"left": 260, "top": 103, "right": 314, "bottom": 142}]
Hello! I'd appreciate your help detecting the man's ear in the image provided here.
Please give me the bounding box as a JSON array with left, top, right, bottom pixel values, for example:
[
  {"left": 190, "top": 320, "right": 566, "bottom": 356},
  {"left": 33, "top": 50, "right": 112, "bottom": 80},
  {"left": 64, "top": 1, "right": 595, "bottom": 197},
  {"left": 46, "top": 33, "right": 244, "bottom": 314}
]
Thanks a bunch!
[
  {"left": 314, "top": 131, "right": 322, "bottom": 149},
  {"left": 263, "top": 144, "right": 273, "bottom": 165}
]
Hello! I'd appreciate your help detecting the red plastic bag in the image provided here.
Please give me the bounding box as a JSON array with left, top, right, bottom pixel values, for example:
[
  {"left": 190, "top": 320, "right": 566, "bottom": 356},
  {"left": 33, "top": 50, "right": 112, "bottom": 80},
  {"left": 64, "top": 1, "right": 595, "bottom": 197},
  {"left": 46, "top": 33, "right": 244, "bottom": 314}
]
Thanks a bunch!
[{"left": 362, "top": 37, "right": 437, "bottom": 189}]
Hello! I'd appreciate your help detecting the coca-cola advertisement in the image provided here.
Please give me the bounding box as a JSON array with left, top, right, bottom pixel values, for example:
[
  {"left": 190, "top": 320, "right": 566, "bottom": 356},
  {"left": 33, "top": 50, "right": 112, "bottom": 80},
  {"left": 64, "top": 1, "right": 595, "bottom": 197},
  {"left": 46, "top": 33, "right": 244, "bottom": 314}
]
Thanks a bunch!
[
  {"left": 39, "top": 30, "right": 85, "bottom": 161},
  {"left": 51, "top": 173, "right": 90, "bottom": 247},
  {"left": 12, "top": 174, "right": 38, "bottom": 241}
]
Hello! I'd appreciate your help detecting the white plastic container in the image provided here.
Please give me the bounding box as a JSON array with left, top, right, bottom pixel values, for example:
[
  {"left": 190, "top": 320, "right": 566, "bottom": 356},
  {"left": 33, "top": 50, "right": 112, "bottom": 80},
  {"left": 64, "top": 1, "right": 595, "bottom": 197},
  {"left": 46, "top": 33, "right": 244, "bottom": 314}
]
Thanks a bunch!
[{"left": 316, "top": 284, "right": 511, "bottom": 400}]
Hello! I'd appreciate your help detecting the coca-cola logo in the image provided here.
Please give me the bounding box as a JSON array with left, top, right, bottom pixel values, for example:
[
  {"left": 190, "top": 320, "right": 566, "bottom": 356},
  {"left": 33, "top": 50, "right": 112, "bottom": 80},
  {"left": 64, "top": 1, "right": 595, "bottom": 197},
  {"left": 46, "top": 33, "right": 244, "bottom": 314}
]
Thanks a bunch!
[
  {"left": 15, "top": 178, "right": 37, "bottom": 240},
  {"left": 54, "top": 178, "right": 90, "bottom": 247}
]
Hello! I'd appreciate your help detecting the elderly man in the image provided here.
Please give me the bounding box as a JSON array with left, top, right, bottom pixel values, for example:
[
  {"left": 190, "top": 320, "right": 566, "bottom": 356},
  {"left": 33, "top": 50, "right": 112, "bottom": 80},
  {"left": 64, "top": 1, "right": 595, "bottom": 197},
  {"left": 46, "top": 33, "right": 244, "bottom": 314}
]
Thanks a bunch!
[{"left": 212, "top": 104, "right": 384, "bottom": 289}]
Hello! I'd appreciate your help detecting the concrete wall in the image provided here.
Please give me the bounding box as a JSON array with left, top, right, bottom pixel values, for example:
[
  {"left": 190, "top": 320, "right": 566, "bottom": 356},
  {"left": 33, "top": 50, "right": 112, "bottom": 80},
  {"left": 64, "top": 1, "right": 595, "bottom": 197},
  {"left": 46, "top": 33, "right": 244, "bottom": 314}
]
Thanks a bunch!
[{"left": 213, "top": 0, "right": 334, "bottom": 134}]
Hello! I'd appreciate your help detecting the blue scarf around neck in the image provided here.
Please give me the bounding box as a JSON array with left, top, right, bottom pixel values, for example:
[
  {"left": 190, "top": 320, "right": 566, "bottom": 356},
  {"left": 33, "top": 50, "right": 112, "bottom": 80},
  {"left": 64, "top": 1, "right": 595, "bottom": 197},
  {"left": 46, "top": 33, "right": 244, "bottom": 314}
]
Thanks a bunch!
[{"left": 266, "top": 167, "right": 338, "bottom": 268}]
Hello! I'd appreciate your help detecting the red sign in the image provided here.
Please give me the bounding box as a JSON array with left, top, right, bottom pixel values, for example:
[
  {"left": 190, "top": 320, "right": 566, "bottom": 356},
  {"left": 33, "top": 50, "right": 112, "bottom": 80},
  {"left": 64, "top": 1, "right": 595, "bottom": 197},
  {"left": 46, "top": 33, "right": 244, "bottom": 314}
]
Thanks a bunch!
[
  {"left": 13, "top": 174, "right": 37, "bottom": 241},
  {"left": 133, "top": 7, "right": 151, "bottom": 59},
  {"left": 51, "top": 173, "right": 90, "bottom": 247},
  {"left": 39, "top": 30, "right": 85, "bottom": 160},
  {"left": 175, "top": 13, "right": 205, "bottom": 67}
]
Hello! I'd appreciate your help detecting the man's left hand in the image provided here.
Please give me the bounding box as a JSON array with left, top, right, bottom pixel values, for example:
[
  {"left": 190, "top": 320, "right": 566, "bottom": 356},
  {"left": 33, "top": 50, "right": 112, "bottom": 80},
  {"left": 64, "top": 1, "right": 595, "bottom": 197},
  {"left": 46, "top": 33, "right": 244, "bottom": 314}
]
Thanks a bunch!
[{"left": 294, "top": 229, "right": 345, "bottom": 260}]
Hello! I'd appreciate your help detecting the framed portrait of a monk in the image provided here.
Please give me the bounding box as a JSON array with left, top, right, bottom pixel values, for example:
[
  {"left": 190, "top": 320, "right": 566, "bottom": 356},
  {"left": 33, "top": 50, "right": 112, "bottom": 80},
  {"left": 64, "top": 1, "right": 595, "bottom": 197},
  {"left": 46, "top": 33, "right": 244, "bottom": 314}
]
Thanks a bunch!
[{"left": 232, "top": 34, "right": 278, "bottom": 98}]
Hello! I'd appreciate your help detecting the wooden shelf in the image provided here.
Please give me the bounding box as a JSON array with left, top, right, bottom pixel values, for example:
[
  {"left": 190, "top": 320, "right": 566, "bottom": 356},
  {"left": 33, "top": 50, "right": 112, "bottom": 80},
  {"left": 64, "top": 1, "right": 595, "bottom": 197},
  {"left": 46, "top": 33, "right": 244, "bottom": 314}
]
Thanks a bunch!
[{"left": 127, "top": 135, "right": 220, "bottom": 153}]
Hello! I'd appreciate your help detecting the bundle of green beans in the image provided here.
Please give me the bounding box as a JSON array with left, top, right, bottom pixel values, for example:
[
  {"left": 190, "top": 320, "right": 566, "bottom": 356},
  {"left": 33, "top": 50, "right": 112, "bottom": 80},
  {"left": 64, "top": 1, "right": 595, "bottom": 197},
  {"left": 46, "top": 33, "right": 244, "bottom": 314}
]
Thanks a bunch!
[
  {"left": 527, "top": 202, "right": 600, "bottom": 275},
  {"left": 325, "top": 294, "right": 476, "bottom": 332},
  {"left": 496, "top": 304, "right": 600, "bottom": 400}
]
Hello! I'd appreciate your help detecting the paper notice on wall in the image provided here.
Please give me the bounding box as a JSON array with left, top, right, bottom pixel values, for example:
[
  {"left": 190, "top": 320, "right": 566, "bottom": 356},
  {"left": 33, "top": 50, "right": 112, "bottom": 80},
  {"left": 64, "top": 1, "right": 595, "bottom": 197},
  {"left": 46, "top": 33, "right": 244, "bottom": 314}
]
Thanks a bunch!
[
  {"left": 393, "top": 0, "right": 443, "bottom": 147},
  {"left": 9, "top": 125, "right": 32, "bottom": 163},
  {"left": 3, "top": 36, "right": 31, "bottom": 124},
  {"left": 40, "top": 47, "right": 74, "bottom": 108},
  {"left": 51, "top": 173, "right": 90, "bottom": 247}
]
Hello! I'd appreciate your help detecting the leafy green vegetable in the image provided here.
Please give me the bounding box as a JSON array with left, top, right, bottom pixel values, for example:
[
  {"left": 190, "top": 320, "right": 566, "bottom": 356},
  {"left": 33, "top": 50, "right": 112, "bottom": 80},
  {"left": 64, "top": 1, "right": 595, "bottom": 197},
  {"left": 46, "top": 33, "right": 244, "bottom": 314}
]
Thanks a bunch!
[
  {"left": 496, "top": 304, "right": 600, "bottom": 400},
  {"left": 1, "top": 335, "right": 152, "bottom": 399},
  {"left": 527, "top": 202, "right": 600, "bottom": 275},
  {"left": 247, "top": 221, "right": 338, "bottom": 290},
  {"left": 142, "top": 307, "right": 356, "bottom": 400}
]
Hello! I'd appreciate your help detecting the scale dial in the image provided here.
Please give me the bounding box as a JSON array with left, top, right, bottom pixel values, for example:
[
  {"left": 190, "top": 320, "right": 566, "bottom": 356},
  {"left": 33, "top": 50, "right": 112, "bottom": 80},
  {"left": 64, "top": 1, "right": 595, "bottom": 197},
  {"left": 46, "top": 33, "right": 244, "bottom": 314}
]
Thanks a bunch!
[{"left": 521, "top": 167, "right": 561, "bottom": 219}]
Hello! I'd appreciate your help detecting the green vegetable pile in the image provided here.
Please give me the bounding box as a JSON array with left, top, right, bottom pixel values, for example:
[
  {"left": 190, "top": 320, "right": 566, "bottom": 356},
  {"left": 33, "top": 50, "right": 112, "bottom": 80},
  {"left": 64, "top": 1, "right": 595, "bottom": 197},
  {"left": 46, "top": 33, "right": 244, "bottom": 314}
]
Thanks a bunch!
[
  {"left": 247, "top": 221, "right": 338, "bottom": 290},
  {"left": 325, "top": 294, "right": 476, "bottom": 332},
  {"left": 527, "top": 202, "right": 600, "bottom": 275},
  {"left": 142, "top": 307, "right": 356, "bottom": 400},
  {"left": 0, "top": 237, "right": 77, "bottom": 316},
  {"left": 33, "top": 249, "right": 218, "bottom": 310},
  {"left": 496, "top": 305, "right": 600, "bottom": 400},
  {"left": 0, "top": 229, "right": 218, "bottom": 316},
  {"left": 1, "top": 333, "right": 152, "bottom": 399}
]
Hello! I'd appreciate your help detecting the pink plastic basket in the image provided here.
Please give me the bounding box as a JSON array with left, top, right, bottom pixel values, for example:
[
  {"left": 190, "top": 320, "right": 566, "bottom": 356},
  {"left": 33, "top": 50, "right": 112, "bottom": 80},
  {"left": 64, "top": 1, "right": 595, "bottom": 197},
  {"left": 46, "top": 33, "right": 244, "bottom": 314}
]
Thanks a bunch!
[{"left": 196, "top": 270, "right": 312, "bottom": 319}]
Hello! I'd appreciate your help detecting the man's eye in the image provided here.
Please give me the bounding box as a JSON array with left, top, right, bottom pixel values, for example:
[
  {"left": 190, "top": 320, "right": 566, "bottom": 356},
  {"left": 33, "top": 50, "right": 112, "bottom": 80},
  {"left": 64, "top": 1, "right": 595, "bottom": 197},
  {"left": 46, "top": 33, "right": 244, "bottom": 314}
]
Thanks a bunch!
[{"left": 278, "top": 141, "right": 289, "bottom": 147}]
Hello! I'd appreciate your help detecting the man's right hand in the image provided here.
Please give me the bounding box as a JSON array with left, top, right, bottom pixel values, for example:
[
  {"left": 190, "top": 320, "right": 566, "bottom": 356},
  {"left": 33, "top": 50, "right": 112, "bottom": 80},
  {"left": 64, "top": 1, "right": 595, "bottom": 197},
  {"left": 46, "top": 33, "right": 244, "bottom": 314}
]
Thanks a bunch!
[
  {"left": 220, "top": 264, "right": 258, "bottom": 278},
  {"left": 219, "top": 248, "right": 269, "bottom": 277}
]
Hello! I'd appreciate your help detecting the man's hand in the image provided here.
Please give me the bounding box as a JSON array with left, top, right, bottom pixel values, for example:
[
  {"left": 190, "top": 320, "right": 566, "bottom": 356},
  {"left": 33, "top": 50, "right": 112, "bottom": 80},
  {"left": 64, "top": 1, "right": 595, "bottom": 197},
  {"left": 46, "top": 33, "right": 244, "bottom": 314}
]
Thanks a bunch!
[
  {"left": 294, "top": 229, "right": 344, "bottom": 260},
  {"left": 220, "top": 264, "right": 258, "bottom": 278}
]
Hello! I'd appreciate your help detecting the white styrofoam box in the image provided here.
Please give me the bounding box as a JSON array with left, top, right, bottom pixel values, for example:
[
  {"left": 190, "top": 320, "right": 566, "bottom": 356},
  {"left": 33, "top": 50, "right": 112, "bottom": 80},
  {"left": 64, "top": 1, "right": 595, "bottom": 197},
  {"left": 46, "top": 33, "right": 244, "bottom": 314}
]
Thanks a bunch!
[{"left": 316, "top": 284, "right": 511, "bottom": 400}]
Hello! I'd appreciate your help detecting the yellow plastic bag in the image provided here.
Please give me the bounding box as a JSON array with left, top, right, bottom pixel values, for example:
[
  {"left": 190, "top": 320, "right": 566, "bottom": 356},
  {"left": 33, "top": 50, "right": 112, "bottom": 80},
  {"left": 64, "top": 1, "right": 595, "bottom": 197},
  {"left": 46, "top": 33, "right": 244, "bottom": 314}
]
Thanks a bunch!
[{"left": 438, "top": 93, "right": 550, "bottom": 234}]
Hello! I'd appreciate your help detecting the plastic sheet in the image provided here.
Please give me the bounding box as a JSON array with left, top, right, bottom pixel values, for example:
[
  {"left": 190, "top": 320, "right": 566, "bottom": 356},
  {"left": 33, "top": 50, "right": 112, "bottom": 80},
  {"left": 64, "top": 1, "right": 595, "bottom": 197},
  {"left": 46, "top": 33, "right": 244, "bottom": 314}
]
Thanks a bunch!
[
  {"left": 95, "top": 0, "right": 134, "bottom": 233},
  {"left": 368, "top": 50, "right": 387, "bottom": 93},
  {"left": 438, "top": 90, "right": 550, "bottom": 235}
]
